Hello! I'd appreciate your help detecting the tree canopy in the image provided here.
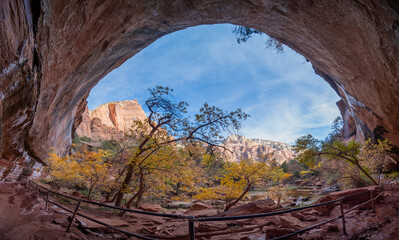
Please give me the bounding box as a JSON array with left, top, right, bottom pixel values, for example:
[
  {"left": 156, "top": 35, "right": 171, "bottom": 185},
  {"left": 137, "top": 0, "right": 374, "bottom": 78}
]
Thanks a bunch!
[
  {"left": 113, "top": 86, "right": 249, "bottom": 207},
  {"left": 233, "top": 25, "right": 284, "bottom": 53},
  {"left": 294, "top": 132, "right": 396, "bottom": 186}
]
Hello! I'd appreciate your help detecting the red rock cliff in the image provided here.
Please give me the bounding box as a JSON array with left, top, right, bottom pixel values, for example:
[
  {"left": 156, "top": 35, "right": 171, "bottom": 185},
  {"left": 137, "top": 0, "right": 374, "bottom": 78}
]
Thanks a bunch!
[
  {"left": 75, "top": 100, "right": 147, "bottom": 141},
  {"left": 223, "top": 135, "right": 295, "bottom": 164}
]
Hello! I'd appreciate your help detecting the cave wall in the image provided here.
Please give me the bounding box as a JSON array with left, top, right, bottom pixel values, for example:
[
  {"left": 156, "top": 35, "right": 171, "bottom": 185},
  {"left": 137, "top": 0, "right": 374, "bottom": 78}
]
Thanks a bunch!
[{"left": 0, "top": 0, "right": 398, "bottom": 179}]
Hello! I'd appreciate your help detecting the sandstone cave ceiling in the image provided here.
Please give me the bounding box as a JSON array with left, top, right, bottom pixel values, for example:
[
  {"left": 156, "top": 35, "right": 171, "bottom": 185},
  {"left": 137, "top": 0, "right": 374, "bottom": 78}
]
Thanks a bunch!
[{"left": 0, "top": 0, "right": 398, "bottom": 180}]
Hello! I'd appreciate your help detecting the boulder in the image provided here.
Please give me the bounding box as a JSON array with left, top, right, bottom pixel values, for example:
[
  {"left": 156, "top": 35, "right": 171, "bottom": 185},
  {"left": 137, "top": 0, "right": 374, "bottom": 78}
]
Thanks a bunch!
[
  {"left": 315, "top": 181, "right": 324, "bottom": 187},
  {"left": 281, "top": 199, "right": 296, "bottom": 208},
  {"left": 187, "top": 202, "right": 210, "bottom": 211},
  {"left": 295, "top": 180, "right": 308, "bottom": 186},
  {"left": 163, "top": 201, "right": 193, "bottom": 209},
  {"left": 300, "top": 209, "right": 321, "bottom": 216},
  {"left": 261, "top": 215, "right": 307, "bottom": 232},
  {"left": 262, "top": 226, "right": 297, "bottom": 239},
  {"left": 314, "top": 186, "right": 378, "bottom": 215},
  {"left": 216, "top": 199, "right": 278, "bottom": 217},
  {"left": 77, "top": 217, "right": 129, "bottom": 230},
  {"left": 290, "top": 212, "right": 304, "bottom": 220},
  {"left": 71, "top": 191, "right": 82, "bottom": 197},
  {"left": 302, "top": 215, "right": 317, "bottom": 221},
  {"left": 138, "top": 204, "right": 162, "bottom": 213},
  {"left": 234, "top": 218, "right": 259, "bottom": 226},
  {"left": 313, "top": 204, "right": 331, "bottom": 216},
  {"left": 300, "top": 229, "right": 327, "bottom": 240},
  {"left": 321, "top": 185, "right": 340, "bottom": 195},
  {"left": 316, "top": 186, "right": 380, "bottom": 207},
  {"left": 184, "top": 208, "right": 219, "bottom": 217},
  {"left": 323, "top": 223, "right": 339, "bottom": 232},
  {"left": 197, "top": 222, "right": 228, "bottom": 232},
  {"left": 184, "top": 202, "right": 218, "bottom": 217},
  {"left": 277, "top": 215, "right": 308, "bottom": 230},
  {"left": 313, "top": 186, "right": 380, "bottom": 215}
]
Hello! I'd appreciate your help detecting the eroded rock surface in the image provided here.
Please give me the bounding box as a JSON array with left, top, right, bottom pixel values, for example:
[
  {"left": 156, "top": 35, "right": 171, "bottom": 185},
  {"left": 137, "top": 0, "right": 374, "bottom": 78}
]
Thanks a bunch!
[
  {"left": 223, "top": 135, "right": 295, "bottom": 164},
  {"left": 75, "top": 100, "right": 146, "bottom": 141},
  {"left": 1, "top": 0, "right": 399, "bottom": 179}
]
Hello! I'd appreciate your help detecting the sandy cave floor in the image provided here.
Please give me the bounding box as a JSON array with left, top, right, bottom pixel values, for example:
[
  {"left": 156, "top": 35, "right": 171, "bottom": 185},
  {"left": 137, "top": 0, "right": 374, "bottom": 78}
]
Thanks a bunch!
[{"left": 0, "top": 182, "right": 398, "bottom": 240}]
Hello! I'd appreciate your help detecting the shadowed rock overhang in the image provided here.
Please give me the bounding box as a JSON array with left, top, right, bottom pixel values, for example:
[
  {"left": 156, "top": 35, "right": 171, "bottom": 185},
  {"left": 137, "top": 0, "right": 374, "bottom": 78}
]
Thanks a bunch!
[{"left": 0, "top": 0, "right": 398, "bottom": 180}]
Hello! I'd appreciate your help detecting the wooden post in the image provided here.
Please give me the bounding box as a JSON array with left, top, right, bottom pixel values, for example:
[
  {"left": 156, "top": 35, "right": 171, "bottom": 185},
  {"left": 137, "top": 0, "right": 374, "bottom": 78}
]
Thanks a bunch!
[
  {"left": 339, "top": 198, "right": 347, "bottom": 235},
  {"left": 188, "top": 216, "right": 195, "bottom": 240},
  {"left": 35, "top": 184, "right": 38, "bottom": 198},
  {"left": 45, "top": 191, "right": 50, "bottom": 210},
  {"left": 370, "top": 191, "right": 375, "bottom": 213},
  {"left": 67, "top": 200, "right": 81, "bottom": 232}
]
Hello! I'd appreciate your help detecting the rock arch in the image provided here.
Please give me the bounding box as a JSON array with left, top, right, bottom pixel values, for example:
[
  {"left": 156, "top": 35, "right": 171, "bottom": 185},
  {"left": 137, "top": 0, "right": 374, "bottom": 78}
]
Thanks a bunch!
[{"left": 1, "top": 0, "right": 398, "bottom": 179}]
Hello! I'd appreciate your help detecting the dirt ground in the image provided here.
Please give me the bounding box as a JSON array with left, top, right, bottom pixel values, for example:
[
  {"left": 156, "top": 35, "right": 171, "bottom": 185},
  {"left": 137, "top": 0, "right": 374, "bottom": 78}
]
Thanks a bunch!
[{"left": 0, "top": 182, "right": 398, "bottom": 240}]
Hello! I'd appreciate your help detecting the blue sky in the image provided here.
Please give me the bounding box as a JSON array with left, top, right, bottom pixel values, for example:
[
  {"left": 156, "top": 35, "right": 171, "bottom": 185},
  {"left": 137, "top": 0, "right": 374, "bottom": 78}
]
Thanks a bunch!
[{"left": 88, "top": 24, "right": 340, "bottom": 144}]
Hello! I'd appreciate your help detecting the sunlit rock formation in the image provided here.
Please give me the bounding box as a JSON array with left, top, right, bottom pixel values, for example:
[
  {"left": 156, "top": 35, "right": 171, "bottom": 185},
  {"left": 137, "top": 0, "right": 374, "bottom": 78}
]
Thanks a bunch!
[
  {"left": 223, "top": 135, "right": 295, "bottom": 164},
  {"left": 336, "top": 100, "right": 357, "bottom": 140},
  {"left": 75, "top": 100, "right": 147, "bottom": 141},
  {"left": 1, "top": 0, "right": 398, "bottom": 179}
]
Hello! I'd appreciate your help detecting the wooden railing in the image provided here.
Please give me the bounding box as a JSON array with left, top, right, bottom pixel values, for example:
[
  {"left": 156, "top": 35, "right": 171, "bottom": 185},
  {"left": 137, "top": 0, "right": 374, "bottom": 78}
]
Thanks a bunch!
[{"left": 24, "top": 179, "right": 384, "bottom": 240}]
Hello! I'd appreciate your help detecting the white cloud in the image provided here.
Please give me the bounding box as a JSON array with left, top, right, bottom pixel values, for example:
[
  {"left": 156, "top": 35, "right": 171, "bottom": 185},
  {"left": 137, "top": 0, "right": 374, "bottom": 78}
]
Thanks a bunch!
[{"left": 88, "top": 24, "right": 341, "bottom": 143}]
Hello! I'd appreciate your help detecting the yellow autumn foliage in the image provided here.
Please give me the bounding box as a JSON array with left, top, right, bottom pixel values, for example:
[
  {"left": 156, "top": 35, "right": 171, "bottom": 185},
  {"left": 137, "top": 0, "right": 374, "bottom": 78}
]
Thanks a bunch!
[
  {"left": 47, "top": 149, "right": 113, "bottom": 200},
  {"left": 195, "top": 158, "right": 286, "bottom": 210}
]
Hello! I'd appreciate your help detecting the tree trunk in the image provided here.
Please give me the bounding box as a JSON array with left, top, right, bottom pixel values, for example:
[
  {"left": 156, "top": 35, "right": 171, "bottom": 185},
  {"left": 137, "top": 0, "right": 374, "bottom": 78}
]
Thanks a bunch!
[
  {"left": 115, "top": 164, "right": 135, "bottom": 206},
  {"left": 88, "top": 177, "right": 93, "bottom": 201},
  {"left": 105, "top": 190, "right": 113, "bottom": 202},
  {"left": 119, "top": 170, "right": 145, "bottom": 217},
  {"left": 124, "top": 191, "right": 140, "bottom": 209},
  {"left": 88, "top": 186, "right": 93, "bottom": 201},
  {"left": 128, "top": 170, "right": 145, "bottom": 209},
  {"left": 135, "top": 190, "right": 144, "bottom": 209},
  {"left": 118, "top": 191, "right": 140, "bottom": 217},
  {"left": 114, "top": 138, "right": 151, "bottom": 206},
  {"left": 224, "top": 183, "right": 252, "bottom": 212},
  {"left": 106, "top": 165, "right": 128, "bottom": 202},
  {"left": 356, "top": 163, "right": 378, "bottom": 185}
]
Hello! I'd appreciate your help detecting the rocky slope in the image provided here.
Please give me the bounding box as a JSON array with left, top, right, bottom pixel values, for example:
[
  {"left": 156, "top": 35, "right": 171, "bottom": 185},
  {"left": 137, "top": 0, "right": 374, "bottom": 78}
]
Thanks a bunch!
[
  {"left": 75, "top": 100, "right": 147, "bottom": 141},
  {"left": 223, "top": 135, "right": 295, "bottom": 164},
  {"left": 5, "top": 182, "right": 397, "bottom": 240},
  {"left": 1, "top": 1, "right": 399, "bottom": 179}
]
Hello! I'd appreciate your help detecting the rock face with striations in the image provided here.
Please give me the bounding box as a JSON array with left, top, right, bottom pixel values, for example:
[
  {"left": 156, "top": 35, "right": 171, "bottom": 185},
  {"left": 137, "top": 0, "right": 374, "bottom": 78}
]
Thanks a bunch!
[
  {"left": 223, "top": 135, "right": 295, "bottom": 164},
  {"left": 1, "top": 0, "right": 399, "bottom": 180},
  {"left": 76, "top": 100, "right": 147, "bottom": 141}
]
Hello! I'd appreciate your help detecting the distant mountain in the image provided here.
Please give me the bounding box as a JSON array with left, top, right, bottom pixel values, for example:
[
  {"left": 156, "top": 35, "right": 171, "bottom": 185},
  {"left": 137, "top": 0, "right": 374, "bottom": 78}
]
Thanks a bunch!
[
  {"left": 75, "top": 100, "right": 147, "bottom": 141},
  {"left": 75, "top": 101, "right": 295, "bottom": 165},
  {"left": 223, "top": 135, "right": 295, "bottom": 164}
]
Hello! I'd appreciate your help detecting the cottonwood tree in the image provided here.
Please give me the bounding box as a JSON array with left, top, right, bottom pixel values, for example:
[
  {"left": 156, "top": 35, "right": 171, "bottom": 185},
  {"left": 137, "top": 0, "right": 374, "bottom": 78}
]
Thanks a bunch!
[
  {"left": 47, "top": 150, "right": 82, "bottom": 184},
  {"left": 358, "top": 139, "right": 395, "bottom": 184},
  {"left": 268, "top": 185, "right": 288, "bottom": 206},
  {"left": 47, "top": 149, "right": 112, "bottom": 200},
  {"left": 195, "top": 159, "right": 288, "bottom": 212},
  {"left": 117, "top": 144, "right": 210, "bottom": 217},
  {"left": 113, "top": 86, "right": 249, "bottom": 207},
  {"left": 263, "top": 161, "right": 292, "bottom": 206},
  {"left": 74, "top": 150, "right": 112, "bottom": 201},
  {"left": 294, "top": 134, "right": 379, "bottom": 185},
  {"left": 102, "top": 138, "right": 145, "bottom": 202}
]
